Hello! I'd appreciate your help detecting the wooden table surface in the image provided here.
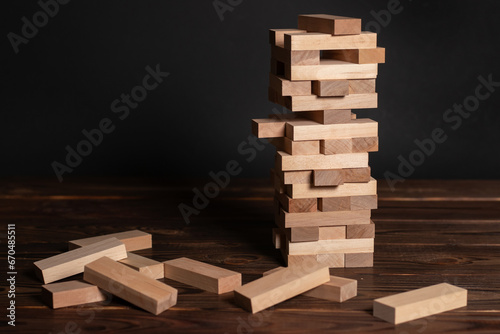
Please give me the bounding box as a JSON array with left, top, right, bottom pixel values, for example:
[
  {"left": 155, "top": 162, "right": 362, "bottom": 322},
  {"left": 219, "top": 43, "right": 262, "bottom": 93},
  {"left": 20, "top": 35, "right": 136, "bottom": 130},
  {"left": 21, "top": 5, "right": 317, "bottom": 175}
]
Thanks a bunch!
[{"left": 2, "top": 178, "right": 500, "bottom": 333}]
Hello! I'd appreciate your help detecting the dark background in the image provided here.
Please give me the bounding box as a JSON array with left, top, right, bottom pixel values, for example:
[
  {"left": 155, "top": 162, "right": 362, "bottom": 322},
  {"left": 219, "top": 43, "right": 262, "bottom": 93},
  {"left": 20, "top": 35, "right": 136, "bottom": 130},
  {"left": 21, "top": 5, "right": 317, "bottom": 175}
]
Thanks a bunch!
[{"left": 2, "top": 0, "right": 500, "bottom": 184}]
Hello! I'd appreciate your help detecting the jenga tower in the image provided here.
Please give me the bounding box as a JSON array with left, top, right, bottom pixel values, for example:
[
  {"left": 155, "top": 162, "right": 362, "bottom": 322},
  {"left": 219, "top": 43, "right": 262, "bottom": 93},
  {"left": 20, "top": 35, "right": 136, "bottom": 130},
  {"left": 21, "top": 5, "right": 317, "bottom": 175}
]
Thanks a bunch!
[{"left": 252, "top": 14, "right": 384, "bottom": 268}]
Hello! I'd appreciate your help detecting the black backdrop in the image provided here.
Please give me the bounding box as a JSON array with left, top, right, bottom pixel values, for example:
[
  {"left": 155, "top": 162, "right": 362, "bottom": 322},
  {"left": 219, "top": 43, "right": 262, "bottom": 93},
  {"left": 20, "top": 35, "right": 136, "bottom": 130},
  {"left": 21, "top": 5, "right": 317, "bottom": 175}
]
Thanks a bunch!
[{"left": 3, "top": 0, "right": 500, "bottom": 184}]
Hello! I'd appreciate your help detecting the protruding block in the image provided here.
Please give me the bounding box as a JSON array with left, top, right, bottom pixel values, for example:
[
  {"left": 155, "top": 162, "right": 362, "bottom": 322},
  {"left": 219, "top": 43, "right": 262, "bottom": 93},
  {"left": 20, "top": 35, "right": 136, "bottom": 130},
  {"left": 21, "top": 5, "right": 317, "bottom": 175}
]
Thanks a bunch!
[
  {"left": 298, "top": 14, "right": 361, "bottom": 35},
  {"left": 252, "top": 118, "right": 286, "bottom": 138},
  {"left": 35, "top": 238, "right": 127, "bottom": 284},
  {"left": 68, "top": 230, "right": 151, "bottom": 252},
  {"left": 41, "top": 281, "right": 107, "bottom": 309},
  {"left": 323, "top": 48, "right": 385, "bottom": 64},
  {"left": 312, "top": 80, "right": 349, "bottom": 97},
  {"left": 276, "top": 192, "right": 317, "bottom": 213},
  {"left": 286, "top": 60, "right": 378, "bottom": 81},
  {"left": 269, "top": 74, "right": 311, "bottom": 96},
  {"left": 284, "top": 31, "right": 377, "bottom": 51},
  {"left": 270, "top": 29, "right": 306, "bottom": 47},
  {"left": 373, "top": 283, "right": 468, "bottom": 325},
  {"left": 234, "top": 264, "right": 330, "bottom": 313},
  {"left": 286, "top": 227, "right": 320, "bottom": 242},
  {"left": 163, "top": 257, "right": 241, "bottom": 294},
  {"left": 271, "top": 45, "right": 320, "bottom": 66},
  {"left": 286, "top": 119, "right": 378, "bottom": 143},
  {"left": 276, "top": 151, "right": 368, "bottom": 171},
  {"left": 84, "top": 256, "right": 177, "bottom": 315},
  {"left": 284, "top": 91, "right": 377, "bottom": 110},
  {"left": 286, "top": 237, "right": 374, "bottom": 255},
  {"left": 119, "top": 253, "right": 164, "bottom": 279}
]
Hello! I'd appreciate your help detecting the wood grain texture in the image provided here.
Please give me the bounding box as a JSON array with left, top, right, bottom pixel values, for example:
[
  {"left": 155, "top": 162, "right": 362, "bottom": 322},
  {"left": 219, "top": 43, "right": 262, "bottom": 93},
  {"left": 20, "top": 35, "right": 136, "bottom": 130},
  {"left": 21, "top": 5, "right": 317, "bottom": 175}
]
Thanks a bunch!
[
  {"left": 319, "top": 195, "right": 378, "bottom": 211},
  {"left": 84, "top": 256, "right": 177, "bottom": 315},
  {"left": 286, "top": 237, "right": 374, "bottom": 255},
  {"left": 321, "top": 137, "right": 379, "bottom": 154},
  {"left": 285, "top": 252, "right": 345, "bottom": 268},
  {"left": 284, "top": 31, "right": 377, "bottom": 51},
  {"left": 285, "top": 226, "right": 320, "bottom": 242},
  {"left": 346, "top": 221, "right": 375, "bottom": 239},
  {"left": 251, "top": 118, "right": 286, "bottom": 138},
  {"left": 34, "top": 238, "right": 127, "bottom": 284},
  {"left": 286, "top": 178, "right": 377, "bottom": 199},
  {"left": 271, "top": 45, "right": 320, "bottom": 66},
  {"left": 312, "top": 80, "right": 349, "bottom": 97},
  {"left": 276, "top": 151, "right": 368, "bottom": 171},
  {"left": 68, "top": 230, "right": 151, "bottom": 251},
  {"left": 270, "top": 29, "right": 307, "bottom": 47},
  {"left": 298, "top": 109, "right": 352, "bottom": 124},
  {"left": 373, "top": 283, "right": 468, "bottom": 325},
  {"left": 269, "top": 73, "right": 311, "bottom": 96},
  {"left": 345, "top": 252, "right": 374, "bottom": 268},
  {"left": 286, "top": 60, "right": 378, "bottom": 81},
  {"left": 41, "top": 280, "right": 107, "bottom": 309},
  {"left": 119, "top": 252, "right": 164, "bottom": 279},
  {"left": 298, "top": 14, "right": 361, "bottom": 35},
  {"left": 275, "top": 191, "right": 317, "bottom": 213},
  {"left": 323, "top": 48, "right": 386, "bottom": 64},
  {"left": 284, "top": 93, "right": 378, "bottom": 111},
  {"left": 163, "top": 257, "right": 242, "bottom": 294},
  {"left": 313, "top": 169, "right": 344, "bottom": 186},
  {"left": 319, "top": 226, "right": 346, "bottom": 240},
  {"left": 280, "top": 208, "right": 371, "bottom": 228}
]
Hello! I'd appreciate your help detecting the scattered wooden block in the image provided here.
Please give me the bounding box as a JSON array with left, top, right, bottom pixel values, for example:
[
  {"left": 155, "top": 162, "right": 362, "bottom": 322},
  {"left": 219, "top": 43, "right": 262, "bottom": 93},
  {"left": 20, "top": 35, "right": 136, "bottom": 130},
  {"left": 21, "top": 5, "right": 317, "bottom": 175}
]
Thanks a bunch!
[
  {"left": 252, "top": 118, "right": 286, "bottom": 138},
  {"left": 41, "top": 280, "right": 107, "bottom": 309},
  {"left": 346, "top": 221, "right": 375, "bottom": 239},
  {"left": 321, "top": 137, "right": 379, "bottom": 154},
  {"left": 298, "top": 14, "right": 361, "bottom": 36},
  {"left": 284, "top": 93, "right": 378, "bottom": 111},
  {"left": 373, "top": 283, "right": 468, "bottom": 325},
  {"left": 271, "top": 45, "right": 320, "bottom": 65},
  {"left": 286, "top": 178, "right": 377, "bottom": 199},
  {"left": 286, "top": 60, "right": 378, "bottom": 81},
  {"left": 269, "top": 29, "right": 306, "bottom": 47},
  {"left": 285, "top": 252, "right": 345, "bottom": 268},
  {"left": 280, "top": 209, "right": 371, "bottom": 228},
  {"left": 323, "top": 48, "right": 385, "bottom": 64},
  {"left": 313, "top": 169, "right": 344, "bottom": 186},
  {"left": 84, "top": 256, "right": 177, "bottom": 315},
  {"left": 119, "top": 253, "right": 164, "bottom": 279},
  {"left": 312, "top": 80, "right": 349, "bottom": 97},
  {"left": 286, "top": 227, "right": 320, "bottom": 242},
  {"left": 276, "top": 151, "right": 368, "bottom": 171},
  {"left": 319, "top": 226, "right": 346, "bottom": 240},
  {"left": 276, "top": 192, "right": 317, "bottom": 213},
  {"left": 68, "top": 230, "right": 151, "bottom": 252},
  {"left": 269, "top": 73, "right": 311, "bottom": 96},
  {"left": 349, "top": 79, "right": 377, "bottom": 94},
  {"left": 320, "top": 195, "right": 378, "bottom": 211},
  {"left": 35, "top": 238, "right": 127, "bottom": 284},
  {"left": 284, "top": 31, "right": 377, "bottom": 51},
  {"left": 163, "top": 257, "right": 241, "bottom": 294},
  {"left": 286, "top": 237, "right": 374, "bottom": 256},
  {"left": 286, "top": 119, "right": 378, "bottom": 141},
  {"left": 345, "top": 253, "right": 374, "bottom": 268},
  {"left": 234, "top": 264, "right": 330, "bottom": 313},
  {"left": 298, "top": 109, "right": 352, "bottom": 124}
]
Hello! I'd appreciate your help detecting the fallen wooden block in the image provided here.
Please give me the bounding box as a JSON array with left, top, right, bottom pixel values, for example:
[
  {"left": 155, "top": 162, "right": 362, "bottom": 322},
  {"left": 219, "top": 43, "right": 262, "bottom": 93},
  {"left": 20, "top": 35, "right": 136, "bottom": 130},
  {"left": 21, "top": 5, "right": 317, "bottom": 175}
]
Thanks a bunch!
[
  {"left": 276, "top": 151, "right": 368, "bottom": 171},
  {"left": 323, "top": 48, "right": 385, "bottom": 64},
  {"left": 68, "top": 230, "right": 151, "bottom": 252},
  {"left": 319, "top": 195, "right": 378, "bottom": 211},
  {"left": 298, "top": 14, "right": 361, "bottom": 36},
  {"left": 271, "top": 45, "right": 320, "bottom": 66},
  {"left": 373, "top": 283, "right": 468, "bottom": 325},
  {"left": 119, "top": 252, "right": 164, "bottom": 279},
  {"left": 345, "top": 253, "right": 374, "bottom": 268},
  {"left": 298, "top": 109, "right": 352, "bottom": 124},
  {"left": 35, "top": 238, "right": 127, "bottom": 284},
  {"left": 284, "top": 93, "right": 378, "bottom": 111},
  {"left": 263, "top": 267, "right": 357, "bottom": 302},
  {"left": 234, "top": 264, "right": 330, "bottom": 313},
  {"left": 312, "top": 80, "right": 349, "bottom": 97},
  {"left": 286, "top": 119, "right": 378, "bottom": 141},
  {"left": 284, "top": 31, "right": 377, "bottom": 51},
  {"left": 269, "top": 29, "right": 306, "bottom": 47},
  {"left": 252, "top": 118, "right": 286, "bottom": 138},
  {"left": 321, "top": 137, "right": 379, "bottom": 154},
  {"left": 275, "top": 192, "right": 317, "bottom": 213},
  {"left": 286, "top": 178, "right": 377, "bottom": 199},
  {"left": 84, "top": 256, "right": 177, "bottom": 315},
  {"left": 163, "top": 257, "right": 241, "bottom": 294},
  {"left": 280, "top": 208, "right": 371, "bottom": 228},
  {"left": 286, "top": 237, "right": 374, "bottom": 256},
  {"left": 286, "top": 60, "right": 378, "bottom": 81},
  {"left": 269, "top": 73, "right": 311, "bottom": 96},
  {"left": 41, "top": 280, "right": 107, "bottom": 309}
]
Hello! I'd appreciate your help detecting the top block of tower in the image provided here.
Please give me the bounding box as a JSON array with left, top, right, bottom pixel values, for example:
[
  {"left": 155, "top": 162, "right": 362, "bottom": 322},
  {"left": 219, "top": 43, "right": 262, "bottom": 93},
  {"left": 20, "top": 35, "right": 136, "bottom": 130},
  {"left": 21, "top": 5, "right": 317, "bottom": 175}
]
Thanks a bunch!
[{"left": 298, "top": 14, "right": 361, "bottom": 35}]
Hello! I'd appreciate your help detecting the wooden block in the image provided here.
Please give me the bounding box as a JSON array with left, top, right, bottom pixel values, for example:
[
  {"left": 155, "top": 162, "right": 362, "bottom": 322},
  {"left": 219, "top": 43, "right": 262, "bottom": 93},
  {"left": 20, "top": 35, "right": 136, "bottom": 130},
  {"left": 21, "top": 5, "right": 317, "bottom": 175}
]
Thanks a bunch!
[
  {"left": 35, "top": 238, "right": 127, "bottom": 284},
  {"left": 286, "top": 227, "right": 320, "bottom": 242},
  {"left": 284, "top": 93, "right": 378, "bottom": 112},
  {"left": 285, "top": 252, "right": 344, "bottom": 268},
  {"left": 346, "top": 221, "right": 375, "bottom": 239},
  {"left": 234, "top": 264, "right": 330, "bottom": 313},
  {"left": 84, "top": 256, "right": 177, "bottom": 315},
  {"left": 270, "top": 29, "right": 307, "bottom": 47},
  {"left": 298, "top": 14, "right": 361, "bottom": 36},
  {"left": 342, "top": 166, "right": 372, "bottom": 182},
  {"left": 119, "top": 253, "right": 164, "bottom": 279},
  {"left": 68, "top": 230, "right": 151, "bottom": 252},
  {"left": 252, "top": 118, "right": 286, "bottom": 138},
  {"left": 286, "top": 60, "right": 378, "bottom": 81},
  {"left": 345, "top": 253, "right": 374, "bottom": 268},
  {"left": 280, "top": 170, "right": 311, "bottom": 184},
  {"left": 320, "top": 195, "right": 378, "bottom": 211},
  {"left": 276, "top": 191, "right": 317, "bottom": 213},
  {"left": 373, "top": 283, "right": 468, "bottom": 325},
  {"left": 352, "top": 136, "right": 379, "bottom": 152},
  {"left": 319, "top": 226, "right": 346, "bottom": 240},
  {"left": 349, "top": 79, "right": 377, "bottom": 94},
  {"left": 321, "top": 137, "right": 378, "bottom": 154},
  {"left": 281, "top": 209, "right": 371, "bottom": 228},
  {"left": 262, "top": 266, "right": 358, "bottom": 302},
  {"left": 269, "top": 73, "right": 311, "bottom": 96},
  {"left": 272, "top": 228, "right": 281, "bottom": 249},
  {"left": 276, "top": 151, "right": 368, "bottom": 171},
  {"left": 285, "top": 31, "right": 377, "bottom": 51},
  {"left": 283, "top": 137, "right": 320, "bottom": 155},
  {"left": 271, "top": 45, "right": 320, "bottom": 66},
  {"left": 323, "top": 48, "right": 385, "bottom": 64},
  {"left": 163, "top": 257, "right": 241, "bottom": 294},
  {"left": 286, "top": 238, "right": 374, "bottom": 255},
  {"left": 286, "top": 178, "right": 377, "bottom": 199},
  {"left": 286, "top": 119, "right": 378, "bottom": 142},
  {"left": 312, "top": 80, "right": 349, "bottom": 97},
  {"left": 313, "top": 169, "right": 344, "bottom": 186},
  {"left": 351, "top": 112, "right": 357, "bottom": 119},
  {"left": 297, "top": 110, "right": 352, "bottom": 124},
  {"left": 41, "top": 280, "right": 107, "bottom": 309}
]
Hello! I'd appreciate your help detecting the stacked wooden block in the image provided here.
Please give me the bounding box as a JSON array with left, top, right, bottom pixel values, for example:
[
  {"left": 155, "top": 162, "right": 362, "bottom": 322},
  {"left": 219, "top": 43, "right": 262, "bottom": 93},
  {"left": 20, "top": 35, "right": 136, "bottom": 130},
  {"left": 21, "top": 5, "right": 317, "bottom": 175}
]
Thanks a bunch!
[{"left": 252, "top": 14, "right": 384, "bottom": 268}]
